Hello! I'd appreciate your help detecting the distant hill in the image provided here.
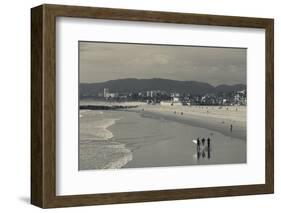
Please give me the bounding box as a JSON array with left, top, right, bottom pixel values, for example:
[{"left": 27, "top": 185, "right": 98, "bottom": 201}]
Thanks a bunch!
[
  {"left": 214, "top": 84, "right": 246, "bottom": 94},
  {"left": 80, "top": 78, "right": 246, "bottom": 97}
]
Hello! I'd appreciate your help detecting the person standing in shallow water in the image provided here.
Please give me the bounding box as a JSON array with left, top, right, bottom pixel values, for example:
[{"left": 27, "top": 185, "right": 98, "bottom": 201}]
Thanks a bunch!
[
  {"left": 197, "top": 138, "right": 200, "bottom": 152},
  {"left": 207, "top": 149, "right": 211, "bottom": 159},
  {"left": 230, "top": 124, "right": 233, "bottom": 132},
  {"left": 202, "top": 138, "right": 205, "bottom": 146}
]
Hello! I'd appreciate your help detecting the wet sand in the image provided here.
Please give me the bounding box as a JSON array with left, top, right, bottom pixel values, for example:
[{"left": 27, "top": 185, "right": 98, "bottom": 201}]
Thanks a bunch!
[
  {"left": 79, "top": 103, "right": 247, "bottom": 170},
  {"left": 110, "top": 109, "right": 246, "bottom": 168},
  {"left": 127, "top": 105, "right": 246, "bottom": 140}
]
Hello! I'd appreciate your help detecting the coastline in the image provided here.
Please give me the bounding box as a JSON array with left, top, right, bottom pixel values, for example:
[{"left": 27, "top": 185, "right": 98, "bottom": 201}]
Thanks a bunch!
[
  {"left": 126, "top": 105, "right": 246, "bottom": 141},
  {"left": 79, "top": 105, "right": 247, "bottom": 170}
]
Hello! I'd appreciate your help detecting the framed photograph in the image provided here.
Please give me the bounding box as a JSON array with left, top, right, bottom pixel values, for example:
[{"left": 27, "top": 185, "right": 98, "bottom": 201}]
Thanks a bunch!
[{"left": 31, "top": 4, "right": 274, "bottom": 208}]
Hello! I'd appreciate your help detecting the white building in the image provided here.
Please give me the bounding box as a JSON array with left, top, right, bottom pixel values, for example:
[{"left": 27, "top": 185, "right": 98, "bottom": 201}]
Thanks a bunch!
[
  {"left": 107, "top": 93, "right": 119, "bottom": 98},
  {"left": 160, "top": 97, "right": 182, "bottom": 106},
  {"left": 103, "top": 88, "right": 109, "bottom": 98},
  {"left": 170, "top": 92, "right": 180, "bottom": 98},
  {"left": 103, "top": 88, "right": 118, "bottom": 98},
  {"left": 146, "top": 90, "right": 157, "bottom": 98},
  {"left": 173, "top": 97, "right": 180, "bottom": 102}
]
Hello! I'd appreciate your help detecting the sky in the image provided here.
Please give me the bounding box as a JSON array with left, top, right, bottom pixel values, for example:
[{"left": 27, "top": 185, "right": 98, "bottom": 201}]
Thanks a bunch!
[{"left": 79, "top": 41, "right": 246, "bottom": 86}]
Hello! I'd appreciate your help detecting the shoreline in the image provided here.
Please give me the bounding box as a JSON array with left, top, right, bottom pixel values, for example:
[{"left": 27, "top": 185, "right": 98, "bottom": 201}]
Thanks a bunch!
[
  {"left": 79, "top": 106, "right": 246, "bottom": 170},
  {"left": 79, "top": 103, "right": 246, "bottom": 141},
  {"left": 126, "top": 105, "right": 246, "bottom": 141}
]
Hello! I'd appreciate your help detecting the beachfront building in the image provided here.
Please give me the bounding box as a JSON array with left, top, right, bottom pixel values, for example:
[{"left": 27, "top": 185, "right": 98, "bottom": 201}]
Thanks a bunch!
[
  {"left": 147, "top": 90, "right": 157, "bottom": 98},
  {"left": 98, "top": 87, "right": 246, "bottom": 106},
  {"left": 103, "top": 88, "right": 109, "bottom": 98},
  {"left": 107, "top": 93, "right": 119, "bottom": 98},
  {"left": 103, "top": 88, "right": 119, "bottom": 99},
  {"left": 173, "top": 97, "right": 180, "bottom": 102},
  {"left": 233, "top": 90, "right": 247, "bottom": 105},
  {"left": 161, "top": 98, "right": 182, "bottom": 106},
  {"left": 170, "top": 92, "right": 180, "bottom": 98}
]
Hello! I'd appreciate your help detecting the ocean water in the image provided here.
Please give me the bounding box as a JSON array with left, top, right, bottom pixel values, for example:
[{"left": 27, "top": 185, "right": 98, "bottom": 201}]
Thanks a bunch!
[
  {"left": 79, "top": 109, "right": 246, "bottom": 170},
  {"left": 79, "top": 110, "right": 133, "bottom": 170}
]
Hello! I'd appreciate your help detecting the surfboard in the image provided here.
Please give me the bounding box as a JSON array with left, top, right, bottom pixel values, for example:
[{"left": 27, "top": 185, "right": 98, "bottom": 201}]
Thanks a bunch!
[{"left": 192, "top": 139, "right": 198, "bottom": 144}]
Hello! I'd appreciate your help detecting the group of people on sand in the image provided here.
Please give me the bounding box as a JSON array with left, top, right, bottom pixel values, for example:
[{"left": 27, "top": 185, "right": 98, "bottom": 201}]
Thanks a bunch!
[
  {"left": 196, "top": 137, "right": 211, "bottom": 160},
  {"left": 197, "top": 137, "right": 211, "bottom": 151}
]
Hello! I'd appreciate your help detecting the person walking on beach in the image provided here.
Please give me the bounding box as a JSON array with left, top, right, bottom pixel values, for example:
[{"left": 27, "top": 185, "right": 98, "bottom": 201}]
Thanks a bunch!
[
  {"left": 207, "top": 137, "right": 211, "bottom": 150},
  {"left": 230, "top": 124, "right": 233, "bottom": 132},
  {"left": 202, "top": 151, "right": 206, "bottom": 158},
  {"left": 197, "top": 138, "right": 200, "bottom": 152},
  {"left": 197, "top": 151, "right": 200, "bottom": 160},
  {"left": 202, "top": 138, "right": 205, "bottom": 146}
]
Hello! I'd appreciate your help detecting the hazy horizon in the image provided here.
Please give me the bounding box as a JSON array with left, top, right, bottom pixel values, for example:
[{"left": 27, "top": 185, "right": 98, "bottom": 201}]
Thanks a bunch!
[{"left": 79, "top": 42, "right": 246, "bottom": 86}]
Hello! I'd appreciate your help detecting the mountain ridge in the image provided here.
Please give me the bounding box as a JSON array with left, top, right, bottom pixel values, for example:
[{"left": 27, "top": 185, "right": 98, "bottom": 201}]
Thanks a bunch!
[{"left": 80, "top": 78, "right": 246, "bottom": 97}]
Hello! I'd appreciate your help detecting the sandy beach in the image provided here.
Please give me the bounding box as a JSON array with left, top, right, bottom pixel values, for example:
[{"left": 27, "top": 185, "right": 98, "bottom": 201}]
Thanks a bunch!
[
  {"left": 127, "top": 104, "right": 246, "bottom": 140},
  {"left": 79, "top": 101, "right": 246, "bottom": 170}
]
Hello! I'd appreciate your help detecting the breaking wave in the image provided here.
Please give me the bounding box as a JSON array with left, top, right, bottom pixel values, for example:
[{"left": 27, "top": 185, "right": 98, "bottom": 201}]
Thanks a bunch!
[
  {"left": 79, "top": 141, "right": 133, "bottom": 170},
  {"left": 79, "top": 110, "right": 132, "bottom": 169}
]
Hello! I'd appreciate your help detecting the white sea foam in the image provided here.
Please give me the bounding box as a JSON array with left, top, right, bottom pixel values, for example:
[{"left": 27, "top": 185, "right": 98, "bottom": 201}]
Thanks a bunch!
[
  {"left": 79, "top": 110, "right": 91, "bottom": 118},
  {"left": 80, "top": 118, "right": 120, "bottom": 141},
  {"left": 79, "top": 110, "right": 132, "bottom": 169},
  {"left": 80, "top": 110, "right": 102, "bottom": 117},
  {"left": 79, "top": 141, "right": 133, "bottom": 170},
  {"left": 80, "top": 109, "right": 119, "bottom": 141},
  {"left": 102, "top": 143, "right": 133, "bottom": 169}
]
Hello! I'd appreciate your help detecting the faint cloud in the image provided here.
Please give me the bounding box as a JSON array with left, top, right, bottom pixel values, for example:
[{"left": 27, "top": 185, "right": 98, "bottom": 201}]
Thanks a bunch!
[{"left": 79, "top": 42, "right": 246, "bottom": 86}]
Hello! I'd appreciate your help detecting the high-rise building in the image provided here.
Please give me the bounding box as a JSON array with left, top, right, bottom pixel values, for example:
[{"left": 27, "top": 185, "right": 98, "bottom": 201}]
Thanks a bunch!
[{"left": 103, "top": 88, "right": 109, "bottom": 98}]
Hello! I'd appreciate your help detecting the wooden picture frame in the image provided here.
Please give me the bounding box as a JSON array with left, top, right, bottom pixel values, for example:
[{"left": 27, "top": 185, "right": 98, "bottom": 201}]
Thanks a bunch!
[{"left": 31, "top": 4, "right": 274, "bottom": 208}]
